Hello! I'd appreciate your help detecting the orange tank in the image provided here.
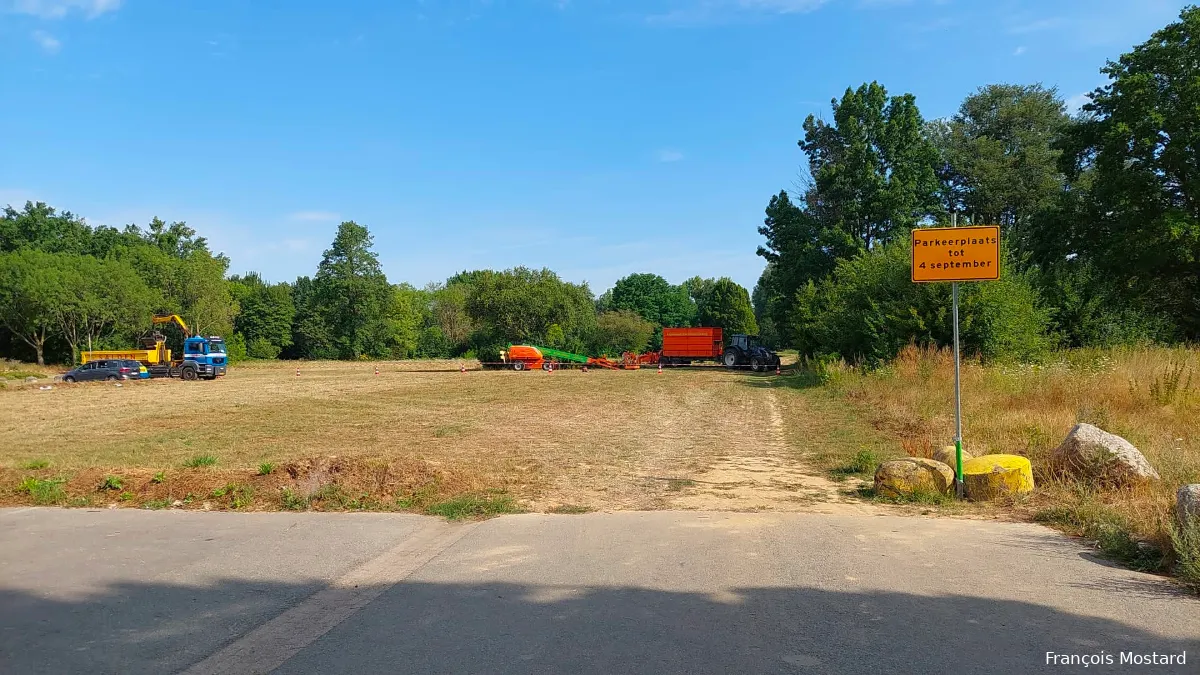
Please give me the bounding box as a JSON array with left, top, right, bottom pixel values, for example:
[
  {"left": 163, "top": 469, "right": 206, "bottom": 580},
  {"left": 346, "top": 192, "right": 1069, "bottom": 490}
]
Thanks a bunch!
[{"left": 503, "top": 345, "right": 544, "bottom": 371}]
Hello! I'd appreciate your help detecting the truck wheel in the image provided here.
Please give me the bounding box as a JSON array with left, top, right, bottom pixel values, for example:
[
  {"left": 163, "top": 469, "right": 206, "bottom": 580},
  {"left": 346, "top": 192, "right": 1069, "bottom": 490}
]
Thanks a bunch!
[
  {"left": 181, "top": 367, "right": 198, "bottom": 381},
  {"left": 106, "top": 375, "right": 117, "bottom": 381},
  {"left": 723, "top": 349, "right": 739, "bottom": 368},
  {"left": 513, "top": 362, "right": 526, "bottom": 372},
  {"left": 750, "top": 357, "right": 762, "bottom": 372}
]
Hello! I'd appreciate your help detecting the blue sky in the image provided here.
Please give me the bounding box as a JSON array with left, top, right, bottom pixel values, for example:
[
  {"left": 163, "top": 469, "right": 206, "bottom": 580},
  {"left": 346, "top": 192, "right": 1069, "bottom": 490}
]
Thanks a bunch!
[{"left": 0, "top": 0, "right": 1187, "bottom": 294}]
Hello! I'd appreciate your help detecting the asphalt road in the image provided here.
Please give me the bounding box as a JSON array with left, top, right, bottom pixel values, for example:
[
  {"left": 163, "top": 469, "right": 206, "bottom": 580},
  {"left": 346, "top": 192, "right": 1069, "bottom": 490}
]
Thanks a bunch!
[{"left": 1, "top": 508, "right": 1197, "bottom": 674}]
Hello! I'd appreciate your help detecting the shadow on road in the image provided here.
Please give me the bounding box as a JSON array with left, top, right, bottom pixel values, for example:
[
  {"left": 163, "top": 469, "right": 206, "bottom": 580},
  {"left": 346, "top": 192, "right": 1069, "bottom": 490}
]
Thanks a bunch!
[{"left": 3, "top": 578, "right": 1196, "bottom": 674}]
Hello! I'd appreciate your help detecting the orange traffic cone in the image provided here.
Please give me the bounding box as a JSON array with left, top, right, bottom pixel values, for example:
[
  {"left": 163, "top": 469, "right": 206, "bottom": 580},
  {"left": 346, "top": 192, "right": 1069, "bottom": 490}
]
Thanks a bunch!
[
  {"left": 460, "top": 363, "right": 466, "bottom": 374},
  {"left": 657, "top": 363, "right": 662, "bottom": 374},
  {"left": 582, "top": 364, "right": 588, "bottom": 373},
  {"left": 295, "top": 367, "right": 300, "bottom": 377},
  {"left": 374, "top": 365, "right": 380, "bottom": 376},
  {"left": 776, "top": 364, "right": 781, "bottom": 376}
]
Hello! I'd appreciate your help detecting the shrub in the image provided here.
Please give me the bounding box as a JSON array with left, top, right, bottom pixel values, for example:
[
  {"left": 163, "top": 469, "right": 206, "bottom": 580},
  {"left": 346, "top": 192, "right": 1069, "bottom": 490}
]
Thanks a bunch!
[
  {"left": 18, "top": 477, "right": 66, "bottom": 505},
  {"left": 258, "top": 462, "right": 275, "bottom": 476},
  {"left": 182, "top": 454, "right": 217, "bottom": 468},
  {"left": 246, "top": 338, "right": 282, "bottom": 360},
  {"left": 791, "top": 239, "right": 1052, "bottom": 364},
  {"left": 99, "top": 475, "right": 123, "bottom": 491}
]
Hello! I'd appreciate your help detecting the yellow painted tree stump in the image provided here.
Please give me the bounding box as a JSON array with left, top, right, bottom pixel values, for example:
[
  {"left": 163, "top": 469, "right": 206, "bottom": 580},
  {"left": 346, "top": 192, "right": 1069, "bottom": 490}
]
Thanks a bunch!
[{"left": 963, "top": 454, "right": 1034, "bottom": 501}]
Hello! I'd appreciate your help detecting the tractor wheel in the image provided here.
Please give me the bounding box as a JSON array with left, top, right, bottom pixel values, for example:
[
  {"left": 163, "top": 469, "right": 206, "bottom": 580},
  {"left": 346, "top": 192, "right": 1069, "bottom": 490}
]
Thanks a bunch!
[
  {"left": 513, "top": 362, "right": 526, "bottom": 372},
  {"left": 750, "top": 356, "right": 762, "bottom": 372},
  {"left": 723, "top": 349, "right": 739, "bottom": 368},
  {"left": 63, "top": 375, "right": 75, "bottom": 383},
  {"left": 181, "top": 367, "right": 198, "bottom": 381}
]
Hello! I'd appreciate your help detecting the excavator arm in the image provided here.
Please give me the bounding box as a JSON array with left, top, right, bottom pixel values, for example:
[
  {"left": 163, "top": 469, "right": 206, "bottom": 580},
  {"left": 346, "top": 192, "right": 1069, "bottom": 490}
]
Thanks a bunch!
[{"left": 152, "top": 314, "right": 192, "bottom": 337}]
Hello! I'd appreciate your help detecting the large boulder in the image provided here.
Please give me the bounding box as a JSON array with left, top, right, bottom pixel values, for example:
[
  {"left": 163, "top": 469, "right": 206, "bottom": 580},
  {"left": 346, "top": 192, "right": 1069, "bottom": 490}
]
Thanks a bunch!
[
  {"left": 963, "top": 454, "right": 1034, "bottom": 501},
  {"left": 874, "top": 458, "right": 955, "bottom": 498},
  {"left": 1051, "top": 423, "right": 1160, "bottom": 485},
  {"left": 1179, "top": 484, "right": 1200, "bottom": 531},
  {"left": 932, "top": 445, "right": 973, "bottom": 471}
]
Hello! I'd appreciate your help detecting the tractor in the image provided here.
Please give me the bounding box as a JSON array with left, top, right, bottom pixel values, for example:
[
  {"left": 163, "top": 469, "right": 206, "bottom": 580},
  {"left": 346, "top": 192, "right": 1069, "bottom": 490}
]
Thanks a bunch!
[{"left": 722, "top": 334, "right": 780, "bottom": 372}]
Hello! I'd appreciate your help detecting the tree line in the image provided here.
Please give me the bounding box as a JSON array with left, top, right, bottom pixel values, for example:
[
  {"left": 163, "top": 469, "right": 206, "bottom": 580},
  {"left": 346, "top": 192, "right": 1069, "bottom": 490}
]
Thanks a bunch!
[
  {"left": 752, "top": 6, "right": 1200, "bottom": 363},
  {"left": 0, "top": 210, "right": 758, "bottom": 365}
]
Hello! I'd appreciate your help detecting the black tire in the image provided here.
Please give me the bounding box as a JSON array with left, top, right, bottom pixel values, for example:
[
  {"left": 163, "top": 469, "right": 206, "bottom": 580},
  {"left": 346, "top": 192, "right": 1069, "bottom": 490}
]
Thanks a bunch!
[
  {"left": 181, "top": 367, "right": 198, "bottom": 381},
  {"left": 513, "top": 362, "right": 526, "bottom": 372},
  {"left": 723, "top": 349, "right": 739, "bottom": 368},
  {"left": 105, "top": 375, "right": 117, "bottom": 381},
  {"left": 63, "top": 375, "right": 75, "bottom": 383},
  {"left": 750, "top": 357, "right": 762, "bottom": 372},
  {"left": 541, "top": 361, "right": 553, "bottom": 371}
]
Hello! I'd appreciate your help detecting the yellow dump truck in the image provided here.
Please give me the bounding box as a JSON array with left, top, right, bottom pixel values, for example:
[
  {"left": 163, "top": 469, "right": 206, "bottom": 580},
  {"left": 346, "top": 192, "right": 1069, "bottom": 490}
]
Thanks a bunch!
[{"left": 80, "top": 314, "right": 228, "bottom": 380}]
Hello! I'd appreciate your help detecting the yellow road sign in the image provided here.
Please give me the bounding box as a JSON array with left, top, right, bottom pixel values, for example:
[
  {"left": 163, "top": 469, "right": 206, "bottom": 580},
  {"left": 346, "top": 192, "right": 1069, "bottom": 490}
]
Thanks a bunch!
[{"left": 911, "top": 225, "right": 1000, "bottom": 283}]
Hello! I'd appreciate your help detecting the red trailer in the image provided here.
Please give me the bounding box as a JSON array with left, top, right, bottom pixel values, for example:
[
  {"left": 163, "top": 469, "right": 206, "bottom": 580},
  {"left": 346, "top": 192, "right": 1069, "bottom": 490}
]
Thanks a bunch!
[{"left": 659, "top": 327, "right": 723, "bottom": 365}]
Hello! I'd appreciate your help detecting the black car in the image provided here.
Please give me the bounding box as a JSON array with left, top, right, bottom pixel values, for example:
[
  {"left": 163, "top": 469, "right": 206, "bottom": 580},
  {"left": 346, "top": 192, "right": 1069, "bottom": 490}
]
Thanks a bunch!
[{"left": 62, "top": 360, "right": 145, "bottom": 383}]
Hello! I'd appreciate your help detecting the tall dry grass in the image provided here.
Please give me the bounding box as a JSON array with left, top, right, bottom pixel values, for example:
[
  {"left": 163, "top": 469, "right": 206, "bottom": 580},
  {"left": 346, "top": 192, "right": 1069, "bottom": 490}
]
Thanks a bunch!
[{"left": 824, "top": 344, "right": 1200, "bottom": 571}]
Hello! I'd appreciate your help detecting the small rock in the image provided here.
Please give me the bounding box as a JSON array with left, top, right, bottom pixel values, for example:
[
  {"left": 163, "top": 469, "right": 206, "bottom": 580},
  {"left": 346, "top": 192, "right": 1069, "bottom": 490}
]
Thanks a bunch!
[
  {"left": 171, "top": 499, "right": 183, "bottom": 508},
  {"left": 933, "top": 445, "right": 973, "bottom": 470},
  {"left": 202, "top": 501, "right": 212, "bottom": 511},
  {"left": 24, "top": 376, "right": 38, "bottom": 383},
  {"left": 874, "top": 458, "right": 955, "bottom": 498},
  {"left": 963, "top": 454, "right": 1034, "bottom": 501},
  {"left": 1178, "top": 484, "right": 1200, "bottom": 530},
  {"left": 1051, "top": 423, "right": 1160, "bottom": 486}
]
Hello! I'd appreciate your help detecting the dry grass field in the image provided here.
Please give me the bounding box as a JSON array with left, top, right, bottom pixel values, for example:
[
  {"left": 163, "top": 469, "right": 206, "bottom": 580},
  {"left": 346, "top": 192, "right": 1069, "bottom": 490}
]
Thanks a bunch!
[
  {"left": 814, "top": 345, "right": 1200, "bottom": 574},
  {"left": 0, "top": 359, "right": 856, "bottom": 516}
]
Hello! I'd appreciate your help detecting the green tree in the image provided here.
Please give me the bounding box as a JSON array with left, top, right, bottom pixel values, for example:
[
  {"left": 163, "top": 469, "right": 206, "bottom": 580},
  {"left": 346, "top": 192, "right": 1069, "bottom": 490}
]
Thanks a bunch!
[
  {"left": 589, "top": 310, "right": 655, "bottom": 357},
  {"left": 288, "top": 275, "right": 334, "bottom": 359},
  {"left": 0, "top": 250, "right": 67, "bottom": 365},
  {"left": 57, "top": 257, "right": 156, "bottom": 362},
  {"left": 430, "top": 282, "right": 474, "bottom": 354},
  {"left": 1055, "top": 6, "right": 1200, "bottom": 338},
  {"left": 230, "top": 273, "right": 295, "bottom": 359},
  {"left": 697, "top": 278, "right": 758, "bottom": 338},
  {"left": 465, "top": 267, "right": 595, "bottom": 355},
  {"left": 0, "top": 202, "right": 92, "bottom": 254},
  {"left": 608, "top": 273, "right": 696, "bottom": 330},
  {"left": 313, "top": 221, "right": 392, "bottom": 359},
  {"left": 930, "top": 83, "right": 1069, "bottom": 248},
  {"left": 801, "top": 81, "right": 942, "bottom": 250},
  {"left": 386, "top": 283, "right": 427, "bottom": 358}
]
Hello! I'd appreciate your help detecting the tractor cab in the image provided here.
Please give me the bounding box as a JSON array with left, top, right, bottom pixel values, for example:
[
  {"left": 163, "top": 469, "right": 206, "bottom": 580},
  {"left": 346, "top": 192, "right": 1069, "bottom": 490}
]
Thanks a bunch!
[{"left": 729, "top": 334, "right": 761, "bottom": 352}]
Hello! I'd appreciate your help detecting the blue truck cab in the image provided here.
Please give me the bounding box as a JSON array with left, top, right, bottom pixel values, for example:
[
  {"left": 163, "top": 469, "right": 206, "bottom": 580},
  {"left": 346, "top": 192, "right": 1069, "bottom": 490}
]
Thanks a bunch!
[{"left": 180, "top": 336, "right": 228, "bottom": 380}]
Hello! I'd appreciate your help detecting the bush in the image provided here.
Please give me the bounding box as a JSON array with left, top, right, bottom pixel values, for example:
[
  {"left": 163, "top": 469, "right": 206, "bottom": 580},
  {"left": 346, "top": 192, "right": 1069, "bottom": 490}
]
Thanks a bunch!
[
  {"left": 790, "top": 239, "right": 1052, "bottom": 364},
  {"left": 225, "top": 333, "right": 248, "bottom": 363},
  {"left": 588, "top": 310, "right": 655, "bottom": 357},
  {"left": 246, "top": 337, "right": 282, "bottom": 360}
]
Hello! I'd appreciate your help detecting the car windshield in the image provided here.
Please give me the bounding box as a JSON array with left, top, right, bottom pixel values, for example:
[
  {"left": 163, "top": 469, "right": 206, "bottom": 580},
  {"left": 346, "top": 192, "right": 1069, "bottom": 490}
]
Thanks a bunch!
[{"left": 208, "top": 340, "right": 226, "bottom": 354}]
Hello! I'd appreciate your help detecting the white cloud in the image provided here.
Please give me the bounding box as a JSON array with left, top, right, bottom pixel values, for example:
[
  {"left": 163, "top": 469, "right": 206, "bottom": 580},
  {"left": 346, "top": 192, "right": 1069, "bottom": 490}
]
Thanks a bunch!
[
  {"left": 647, "top": 0, "right": 827, "bottom": 25},
  {"left": 288, "top": 210, "right": 341, "bottom": 222},
  {"left": 1065, "top": 92, "right": 1092, "bottom": 114},
  {"left": 656, "top": 149, "right": 684, "bottom": 163},
  {"left": 1012, "top": 45, "right": 1026, "bottom": 56},
  {"left": 31, "top": 29, "right": 60, "bottom": 53},
  {"left": 7, "top": 0, "right": 121, "bottom": 19}
]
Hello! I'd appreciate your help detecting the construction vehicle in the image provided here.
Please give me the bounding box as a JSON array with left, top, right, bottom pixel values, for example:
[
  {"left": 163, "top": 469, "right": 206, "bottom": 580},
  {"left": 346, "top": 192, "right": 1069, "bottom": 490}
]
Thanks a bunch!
[
  {"left": 720, "top": 333, "right": 781, "bottom": 372},
  {"left": 80, "top": 314, "right": 228, "bottom": 380}
]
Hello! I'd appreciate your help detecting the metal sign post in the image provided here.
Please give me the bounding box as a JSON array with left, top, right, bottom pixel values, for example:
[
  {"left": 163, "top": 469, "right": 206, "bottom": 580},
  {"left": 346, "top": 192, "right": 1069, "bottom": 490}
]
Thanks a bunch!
[{"left": 911, "top": 215, "right": 1000, "bottom": 499}]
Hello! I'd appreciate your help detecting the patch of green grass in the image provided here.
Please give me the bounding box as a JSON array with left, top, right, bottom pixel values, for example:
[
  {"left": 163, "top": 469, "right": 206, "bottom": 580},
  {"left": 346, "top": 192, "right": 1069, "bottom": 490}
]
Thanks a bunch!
[
  {"left": 831, "top": 449, "right": 879, "bottom": 479},
  {"left": 151, "top": 471, "right": 165, "bottom": 484},
  {"left": 664, "top": 478, "right": 695, "bottom": 492},
  {"left": 68, "top": 496, "right": 92, "bottom": 507},
  {"left": 425, "top": 492, "right": 520, "bottom": 520},
  {"left": 1034, "top": 500, "right": 1167, "bottom": 573},
  {"left": 143, "top": 498, "right": 172, "bottom": 510},
  {"left": 18, "top": 477, "right": 67, "bottom": 505},
  {"left": 548, "top": 504, "right": 593, "bottom": 514},
  {"left": 1170, "top": 522, "right": 1200, "bottom": 588},
  {"left": 98, "top": 475, "right": 123, "bottom": 491},
  {"left": 280, "top": 487, "right": 308, "bottom": 511},
  {"left": 182, "top": 454, "right": 217, "bottom": 468},
  {"left": 20, "top": 459, "right": 49, "bottom": 470},
  {"left": 433, "top": 424, "right": 467, "bottom": 438},
  {"left": 257, "top": 462, "right": 275, "bottom": 476},
  {"left": 118, "top": 491, "right": 135, "bottom": 502},
  {"left": 228, "top": 485, "right": 254, "bottom": 509}
]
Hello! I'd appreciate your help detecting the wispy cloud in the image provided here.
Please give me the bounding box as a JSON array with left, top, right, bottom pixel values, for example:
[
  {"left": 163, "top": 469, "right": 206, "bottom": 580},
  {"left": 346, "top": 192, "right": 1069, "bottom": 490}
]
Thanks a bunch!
[
  {"left": 646, "top": 0, "right": 828, "bottom": 26},
  {"left": 1012, "top": 45, "right": 1026, "bottom": 56},
  {"left": 6, "top": 0, "right": 122, "bottom": 19},
  {"left": 656, "top": 149, "right": 684, "bottom": 163},
  {"left": 1065, "top": 92, "right": 1092, "bottom": 114},
  {"left": 288, "top": 210, "right": 341, "bottom": 223},
  {"left": 31, "top": 29, "right": 60, "bottom": 53}
]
